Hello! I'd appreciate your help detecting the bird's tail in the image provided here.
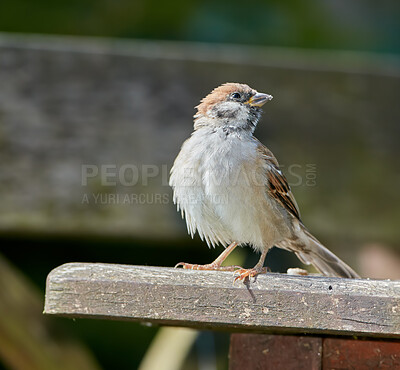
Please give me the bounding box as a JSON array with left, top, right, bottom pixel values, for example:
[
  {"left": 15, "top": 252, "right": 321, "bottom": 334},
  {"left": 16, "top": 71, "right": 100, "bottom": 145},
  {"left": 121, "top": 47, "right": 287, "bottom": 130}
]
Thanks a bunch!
[{"left": 280, "top": 226, "right": 360, "bottom": 279}]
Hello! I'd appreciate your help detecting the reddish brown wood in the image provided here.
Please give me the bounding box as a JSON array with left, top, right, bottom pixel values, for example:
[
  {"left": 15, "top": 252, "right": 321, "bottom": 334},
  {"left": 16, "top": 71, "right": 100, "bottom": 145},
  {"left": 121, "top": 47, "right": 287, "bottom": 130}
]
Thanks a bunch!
[
  {"left": 229, "top": 334, "right": 322, "bottom": 370},
  {"left": 323, "top": 337, "right": 400, "bottom": 369},
  {"left": 229, "top": 335, "right": 400, "bottom": 369}
]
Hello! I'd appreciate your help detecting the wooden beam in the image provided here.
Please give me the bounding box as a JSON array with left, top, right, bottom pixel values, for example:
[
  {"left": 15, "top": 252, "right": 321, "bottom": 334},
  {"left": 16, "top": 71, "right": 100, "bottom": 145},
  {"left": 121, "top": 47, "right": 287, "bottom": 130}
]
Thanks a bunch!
[
  {"left": 229, "top": 334, "right": 322, "bottom": 370},
  {"left": 44, "top": 263, "right": 400, "bottom": 338},
  {"left": 322, "top": 337, "right": 400, "bottom": 368},
  {"left": 228, "top": 334, "right": 400, "bottom": 369}
]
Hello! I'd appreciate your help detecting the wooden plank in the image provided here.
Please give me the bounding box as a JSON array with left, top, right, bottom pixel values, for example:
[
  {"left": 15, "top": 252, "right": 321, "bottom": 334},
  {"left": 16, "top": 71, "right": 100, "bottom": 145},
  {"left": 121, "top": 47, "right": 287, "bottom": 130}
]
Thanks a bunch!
[
  {"left": 229, "top": 334, "right": 400, "bottom": 369},
  {"left": 323, "top": 337, "right": 400, "bottom": 369},
  {"left": 44, "top": 263, "right": 400, "bottom": 338},
  {"left": 229, "top": 334, "right": 322, "bottom": 370}
]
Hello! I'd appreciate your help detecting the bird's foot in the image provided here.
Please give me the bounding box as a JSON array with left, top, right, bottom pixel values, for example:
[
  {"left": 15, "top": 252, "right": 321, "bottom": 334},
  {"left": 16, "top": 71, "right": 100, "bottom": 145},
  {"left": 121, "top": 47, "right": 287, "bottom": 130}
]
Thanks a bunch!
[
  {"left": 175, "top": 262, "right": 242, "bottom": 271},
  {"left": 234, "top": 266, "right": 267, "bottom": 281}
]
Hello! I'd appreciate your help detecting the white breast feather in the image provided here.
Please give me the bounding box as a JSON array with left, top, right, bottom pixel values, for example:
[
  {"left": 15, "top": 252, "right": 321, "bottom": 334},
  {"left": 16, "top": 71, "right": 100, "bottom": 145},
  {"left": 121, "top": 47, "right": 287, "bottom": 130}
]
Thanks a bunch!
[{"left": 170, "top": 127, "right": 289, "bottom": 250}]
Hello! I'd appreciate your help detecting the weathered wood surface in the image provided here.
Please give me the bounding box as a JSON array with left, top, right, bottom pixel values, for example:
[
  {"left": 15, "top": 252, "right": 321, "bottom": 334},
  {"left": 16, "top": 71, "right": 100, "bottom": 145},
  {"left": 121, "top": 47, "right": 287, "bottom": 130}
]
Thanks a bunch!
[
  {"left": 229, "top": 334, "right": 322, "bottom": 370},
  {"left": 229, "top": 334, "right": 400, "bottom": 369},
  {"left": 322, "top": 337, "right": 400, "bottom": 368},
  {"left": 45, "top": 263, "right": 400, "bottom": 338},
  {"left": 1, "top": 33, "right": 400, "bottom": 246}
]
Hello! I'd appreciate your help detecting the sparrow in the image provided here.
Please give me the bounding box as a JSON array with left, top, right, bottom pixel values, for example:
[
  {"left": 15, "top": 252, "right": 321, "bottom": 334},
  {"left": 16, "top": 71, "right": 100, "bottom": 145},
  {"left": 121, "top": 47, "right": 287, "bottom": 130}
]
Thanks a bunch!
[{"left": 169, "top": 83, "right": 360, "bottom": 280}]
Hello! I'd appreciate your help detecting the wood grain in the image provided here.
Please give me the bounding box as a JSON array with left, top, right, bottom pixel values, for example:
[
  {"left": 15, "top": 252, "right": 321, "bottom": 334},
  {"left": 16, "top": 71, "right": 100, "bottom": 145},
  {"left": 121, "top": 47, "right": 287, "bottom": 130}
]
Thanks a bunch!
[
  {"left": 229, "top": 334, "right": 400, "bottom": 369},
  {"left": 322, "top": 337, "right": 400, "bottom": 369},
  {"left": 44, "top": 263, "right": 400, "bottom": 338},
  {"left": 229, "top": 334, "right": 322, "bottom": 370}
]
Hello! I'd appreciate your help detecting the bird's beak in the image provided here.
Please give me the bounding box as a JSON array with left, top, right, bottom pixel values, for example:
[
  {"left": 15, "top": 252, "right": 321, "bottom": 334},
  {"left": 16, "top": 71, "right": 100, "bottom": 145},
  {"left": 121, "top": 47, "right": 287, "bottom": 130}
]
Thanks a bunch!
[{"left": 247, "top": 92, "right": 273, "bottom": 107}]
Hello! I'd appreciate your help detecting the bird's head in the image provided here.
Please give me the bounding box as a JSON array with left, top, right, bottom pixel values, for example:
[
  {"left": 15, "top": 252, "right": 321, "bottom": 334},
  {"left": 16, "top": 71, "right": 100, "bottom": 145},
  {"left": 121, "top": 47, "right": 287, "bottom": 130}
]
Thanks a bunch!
[{"left": 194, "top": 82, "right": 273, "bottom": 133}]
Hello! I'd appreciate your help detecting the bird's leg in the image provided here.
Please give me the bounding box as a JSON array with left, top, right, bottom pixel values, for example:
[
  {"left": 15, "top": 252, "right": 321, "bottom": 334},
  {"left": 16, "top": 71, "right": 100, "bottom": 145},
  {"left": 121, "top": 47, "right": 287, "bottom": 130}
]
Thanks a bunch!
[
  {"left": 175, "top": 242, "right": 242, "bottom": 271},
  {"left": 234, "top": 247, "right": 269, "bottom": 281}
]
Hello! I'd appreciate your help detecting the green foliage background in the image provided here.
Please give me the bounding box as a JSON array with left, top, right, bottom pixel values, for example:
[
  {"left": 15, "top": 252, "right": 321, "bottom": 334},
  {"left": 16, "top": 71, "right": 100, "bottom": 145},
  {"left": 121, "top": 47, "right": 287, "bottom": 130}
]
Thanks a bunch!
[{"left": 0, "top": 0, "right": 399, "bottom": 54}]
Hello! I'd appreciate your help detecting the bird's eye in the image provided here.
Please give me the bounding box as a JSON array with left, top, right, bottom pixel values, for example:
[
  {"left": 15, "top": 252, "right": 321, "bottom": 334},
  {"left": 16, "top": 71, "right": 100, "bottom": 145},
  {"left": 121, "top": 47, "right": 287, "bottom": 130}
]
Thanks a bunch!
[{"left": 231, "top": 92, "right": 241, "bottom": 100}]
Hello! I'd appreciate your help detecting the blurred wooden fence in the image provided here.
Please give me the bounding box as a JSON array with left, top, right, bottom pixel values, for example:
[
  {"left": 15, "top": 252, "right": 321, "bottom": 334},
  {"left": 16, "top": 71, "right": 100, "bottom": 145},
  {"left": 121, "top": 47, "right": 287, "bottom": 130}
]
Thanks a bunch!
[{"left": 1, "top": 33, "right": 399, "bottom": 248}]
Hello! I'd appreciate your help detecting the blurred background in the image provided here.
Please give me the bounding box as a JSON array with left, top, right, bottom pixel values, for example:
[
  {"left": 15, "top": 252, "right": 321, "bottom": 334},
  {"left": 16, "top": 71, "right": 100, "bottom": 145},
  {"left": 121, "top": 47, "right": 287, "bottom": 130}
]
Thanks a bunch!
[{"left": 0, "top": 1, "right": 399, "bottom": 369}]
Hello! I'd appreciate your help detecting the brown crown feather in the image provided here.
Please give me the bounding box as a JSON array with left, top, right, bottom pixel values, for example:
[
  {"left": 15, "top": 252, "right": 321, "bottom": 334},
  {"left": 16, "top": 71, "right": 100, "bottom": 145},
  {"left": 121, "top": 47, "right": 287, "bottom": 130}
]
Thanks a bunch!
[{"left": 195, "top": 82, "right": 256, "bottom": 117}]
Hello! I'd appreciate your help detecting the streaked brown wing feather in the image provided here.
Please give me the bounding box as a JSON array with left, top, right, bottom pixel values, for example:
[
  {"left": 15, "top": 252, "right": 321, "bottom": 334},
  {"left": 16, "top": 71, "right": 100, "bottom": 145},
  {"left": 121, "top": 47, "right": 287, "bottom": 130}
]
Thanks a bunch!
[{"left": 257, "top": 143, "right": 301, "bottom": 220}]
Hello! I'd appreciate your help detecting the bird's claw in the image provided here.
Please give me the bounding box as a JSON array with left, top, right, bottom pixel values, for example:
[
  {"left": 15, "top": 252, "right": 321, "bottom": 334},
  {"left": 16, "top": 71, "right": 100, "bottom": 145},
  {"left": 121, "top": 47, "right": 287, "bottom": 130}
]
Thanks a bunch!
[{"left": 234, "top": 267, "right": 267, "bottom": 282}]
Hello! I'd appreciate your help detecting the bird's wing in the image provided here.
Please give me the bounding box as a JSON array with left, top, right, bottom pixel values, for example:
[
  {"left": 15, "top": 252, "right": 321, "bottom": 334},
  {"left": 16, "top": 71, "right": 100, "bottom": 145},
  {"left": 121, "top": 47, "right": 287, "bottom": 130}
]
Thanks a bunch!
[{"left": 256, "top": 142, "right": 301, "bottom": 221}]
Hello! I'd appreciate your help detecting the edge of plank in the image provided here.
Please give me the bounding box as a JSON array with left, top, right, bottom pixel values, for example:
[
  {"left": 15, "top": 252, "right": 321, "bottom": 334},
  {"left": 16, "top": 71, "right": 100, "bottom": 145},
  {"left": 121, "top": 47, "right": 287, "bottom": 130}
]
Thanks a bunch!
[{"left": 44, "top": 263, "right": 400, "bottom": 338}]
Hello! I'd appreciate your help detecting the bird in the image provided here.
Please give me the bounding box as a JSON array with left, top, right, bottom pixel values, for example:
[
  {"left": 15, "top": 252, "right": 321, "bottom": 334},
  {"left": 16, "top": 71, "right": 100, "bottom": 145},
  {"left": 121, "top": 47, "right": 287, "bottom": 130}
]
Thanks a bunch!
[{"left": 169, "top": 82, "right": 360, "bottom": 280}]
